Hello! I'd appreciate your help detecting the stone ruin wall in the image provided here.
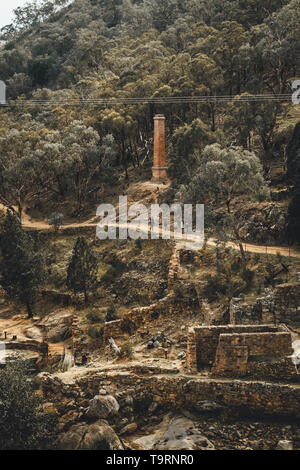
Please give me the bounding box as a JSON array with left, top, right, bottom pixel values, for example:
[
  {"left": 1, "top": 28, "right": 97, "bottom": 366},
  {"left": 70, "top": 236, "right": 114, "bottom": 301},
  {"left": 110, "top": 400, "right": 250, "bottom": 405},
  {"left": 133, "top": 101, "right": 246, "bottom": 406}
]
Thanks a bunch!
[
  {"left": 73, "top": 369, "right": 300, "bottom": 418},
  {"left": 230, "top": 283, "right": 300, "bottom": 326},
  {"left": 102, "top": 293, "right": 178, "bottom": 342},
  {"left": 212, "top": 331, "right": 292, "bottom": 377},
  {"left": 187, "top": 324, "right": 293, "bottom": 380}
]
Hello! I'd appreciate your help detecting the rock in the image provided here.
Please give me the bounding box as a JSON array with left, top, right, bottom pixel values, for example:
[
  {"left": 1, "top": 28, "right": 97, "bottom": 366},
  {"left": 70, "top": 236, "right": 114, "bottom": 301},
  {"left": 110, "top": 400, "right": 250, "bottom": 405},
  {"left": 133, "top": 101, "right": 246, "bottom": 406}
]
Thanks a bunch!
[
  {"left": 119, "top": 422, "right": 138, "bottom": 435},
  {"left": 194, "top": 401, "right": 224, "bottom": 413},
  {"left": 177, "top": 351, "right": 186, "bottom": 360},
  {"left": 133, "top": 415, "right": 214, "bottom": 451},
  {"left": 58, "top": 420, "right": 124, "bottom": 450},
  {"left": 23, "top": 326, "right": 43, "bottom": 340},
  {"left": 58, "top": 410, "right": 79, "bottom": 431},
  {"left": 276, "top": 440, "right": 293, "bottom": 450},
  {"left": 86, "top": 395, "right": 119, "bottom": 420},
  {"left": 47, "top": 324, "right": 71, "bottom": 343},
  {"left": 42, "top": 402, "right": 58, "bottom": 415}
]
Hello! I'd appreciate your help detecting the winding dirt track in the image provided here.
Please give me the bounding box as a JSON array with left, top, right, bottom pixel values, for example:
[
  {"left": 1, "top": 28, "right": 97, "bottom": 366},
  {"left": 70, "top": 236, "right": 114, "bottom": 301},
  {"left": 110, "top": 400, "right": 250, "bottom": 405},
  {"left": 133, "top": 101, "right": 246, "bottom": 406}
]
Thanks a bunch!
[
  {"left": 23, "top": 213, "right": 300, "bottom": 259},
  {"left": 2, "top": 202, "right": 300, "bottom": 259}
]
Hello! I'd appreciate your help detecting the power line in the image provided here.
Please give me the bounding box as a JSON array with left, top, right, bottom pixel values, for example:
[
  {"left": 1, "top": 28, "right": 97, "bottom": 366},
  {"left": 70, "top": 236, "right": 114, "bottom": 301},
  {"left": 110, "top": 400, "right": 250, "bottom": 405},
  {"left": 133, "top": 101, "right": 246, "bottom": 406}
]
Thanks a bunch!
[{"left": 0, "top": 94, "right": 296, "bottom": 107}]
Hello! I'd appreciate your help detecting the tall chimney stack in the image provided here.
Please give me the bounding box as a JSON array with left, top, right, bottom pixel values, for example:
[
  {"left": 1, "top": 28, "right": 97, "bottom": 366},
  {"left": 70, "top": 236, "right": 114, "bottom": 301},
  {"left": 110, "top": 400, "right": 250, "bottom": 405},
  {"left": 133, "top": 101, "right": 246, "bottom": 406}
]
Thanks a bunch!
[{"left": 152, "top": 114, "right": 168, "bottom": 180}]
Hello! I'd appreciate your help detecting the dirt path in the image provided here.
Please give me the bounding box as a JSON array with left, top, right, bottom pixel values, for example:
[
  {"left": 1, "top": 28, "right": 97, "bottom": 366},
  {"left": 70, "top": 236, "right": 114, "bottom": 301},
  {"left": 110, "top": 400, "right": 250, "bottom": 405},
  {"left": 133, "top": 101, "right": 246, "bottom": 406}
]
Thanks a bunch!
[
  {"left": 22, "top": 218, "right": 300, "bottom": 259},
  {"left": 1, "top": 194, "right": 300, "bottom": 258}
]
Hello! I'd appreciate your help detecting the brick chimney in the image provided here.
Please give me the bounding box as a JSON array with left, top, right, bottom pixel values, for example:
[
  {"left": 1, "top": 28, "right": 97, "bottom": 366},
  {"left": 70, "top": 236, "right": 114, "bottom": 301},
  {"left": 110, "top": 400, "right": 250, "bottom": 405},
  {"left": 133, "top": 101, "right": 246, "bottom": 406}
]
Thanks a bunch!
[{"left": 152, "top": 114, "right": 168, "bottom": 180}]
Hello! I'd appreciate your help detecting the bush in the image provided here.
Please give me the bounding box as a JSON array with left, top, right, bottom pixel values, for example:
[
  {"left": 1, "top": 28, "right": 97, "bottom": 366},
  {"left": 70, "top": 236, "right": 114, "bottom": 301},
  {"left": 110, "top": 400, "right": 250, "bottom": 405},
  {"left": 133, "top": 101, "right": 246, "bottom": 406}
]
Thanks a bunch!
[
  {"left": 105, "top": 302, "right": 118, "bottom": 322},
  {"left": 121, "top": 317, "right": 136, "bottom": 334},
  {"left": 0, "top": 361, "right": 56, "bottom": 450},
  {"left": 87, "top": 326, "right": 104, "bottom": 339},
  {"left": 48, "top": 212, "right": 64, "bottom": 232},
  {"left": 86, "top": 310, "right": 105, "bottom": 324},
  {"left": 101, "top": 266, "right": 117, "bottom": 283},
  {"left": 135, "top": 239, "right": 142, "bottom": 251},
  {"left": 119, "top": 341, "right": 133, "bottom": 359}
]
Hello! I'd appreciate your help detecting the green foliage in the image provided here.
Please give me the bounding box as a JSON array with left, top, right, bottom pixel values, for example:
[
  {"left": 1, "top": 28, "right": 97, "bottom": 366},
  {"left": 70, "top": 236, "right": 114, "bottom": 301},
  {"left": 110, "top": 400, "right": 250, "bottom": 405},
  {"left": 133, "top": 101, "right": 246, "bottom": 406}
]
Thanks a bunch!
[
  {"left": 168, "top": 118, "right": 214, "bottom": 183},
  {"left": 0, "top": 0, "right": 297, "bottom": 232},
  {"left": 48, "top": 212, "right": 64, "bottom": 232},
  {"left": 202, "top": 246, "right": 254, "bottom": 302},
  {"left": 105, "top": 302, "right": 118, "bottom": 322},
  {"left": 67, "top": 237, "right": 98, "bottom": 303},
  {"left": 177, "top": 144, "right": 270, "bottom": 258},
  {"left": 86, "top": 310, "right": 105, "bottom": 324},
  {"left": 119, "top": 341, "right": 134, "bottom": 359},
  {"left": 135, "top": 239, "right": 143, "bottom": 251},
  {"left": 87, "top": 325, "right": 104, "bottom": 339},
  {"left": 0, "top": 361, "right": 56, "bottom": 450},
  {"left": 0, "top": 211, "right": 45, "bottom": 317},
  {"left": 121, "top": 317, "right": 136, "bottom": 334}
]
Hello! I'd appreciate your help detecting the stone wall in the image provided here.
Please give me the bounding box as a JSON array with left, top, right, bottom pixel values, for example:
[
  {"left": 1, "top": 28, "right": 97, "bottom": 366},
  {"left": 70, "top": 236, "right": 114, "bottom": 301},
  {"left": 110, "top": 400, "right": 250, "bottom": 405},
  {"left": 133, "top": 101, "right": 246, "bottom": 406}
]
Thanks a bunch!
[
  {"left": 103, "top": 294, "right": 177, "bottom": 342},
  {"left": 212, "top": 331, "right": 292, "bottom": 377},
  {"left": 75, "top": 370, "right": 300, "bottom": 418},
  {"left": 274, "top": 283, "right": 300, "bottom": 324},
  {"left": 188, "top": 325, "right": 279, "bottom": 367},
  {"left": 5, "top": 339, "right": 41, "bottom": 352},
  {"left": 230, "top": 284, "right": 300, "bottom": 326},
  {"left": 186, "top": 324, "right": 292, "bottom": 380}
]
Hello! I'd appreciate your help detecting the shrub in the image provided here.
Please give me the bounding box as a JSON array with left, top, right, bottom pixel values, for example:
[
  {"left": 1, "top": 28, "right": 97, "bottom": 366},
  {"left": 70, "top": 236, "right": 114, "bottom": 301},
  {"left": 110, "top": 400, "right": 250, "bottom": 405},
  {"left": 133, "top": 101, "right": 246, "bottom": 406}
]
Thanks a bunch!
[
  {"left": 119, "top": 341, "right": 133, "bottom": 359},
  {"left": 121, "top": 317, "right": 136, "bottom": 334},
  {"left": 101, "top": 265, "right": 117, "bottom": 283},
  {"left": 86, "top": 310, "right": 105, "bottom": 324},
  {"left": 48, "top": 212, "right": 64, "bottom": 232},
  {"left": 135, "top": 239, "right": 142, "bottom": 251},
  {"left": 105, "top": 302, "right": 118, "bottom": 322},
  {"left": 87, "top": 326, "right": 104, "bottom": 339},
  {"left": 0, "top": 361, "right": 56, "bottom": 450}
]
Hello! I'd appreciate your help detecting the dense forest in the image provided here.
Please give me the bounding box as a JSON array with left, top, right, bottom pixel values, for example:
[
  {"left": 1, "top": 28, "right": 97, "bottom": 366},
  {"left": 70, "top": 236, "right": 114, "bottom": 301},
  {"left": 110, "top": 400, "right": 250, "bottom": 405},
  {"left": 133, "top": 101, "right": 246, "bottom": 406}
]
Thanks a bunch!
[{"left": 0, "top": 0, "right": 299, "bottom": 236}]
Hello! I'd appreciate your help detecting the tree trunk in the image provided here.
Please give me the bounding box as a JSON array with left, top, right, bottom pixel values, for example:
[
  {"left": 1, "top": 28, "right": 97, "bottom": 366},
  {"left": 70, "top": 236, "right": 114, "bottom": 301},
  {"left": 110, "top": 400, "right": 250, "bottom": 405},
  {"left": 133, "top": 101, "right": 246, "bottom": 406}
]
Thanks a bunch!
[{"left": 26, "top": 301, "right": 33, "bottom": 319}]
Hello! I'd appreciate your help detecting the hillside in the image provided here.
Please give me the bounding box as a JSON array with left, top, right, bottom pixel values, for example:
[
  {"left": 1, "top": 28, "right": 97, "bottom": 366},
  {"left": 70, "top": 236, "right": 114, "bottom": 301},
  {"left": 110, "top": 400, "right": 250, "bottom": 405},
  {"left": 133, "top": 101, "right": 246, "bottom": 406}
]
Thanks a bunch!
[{"left": 0, "top": 0, "right": 299, "bottom": 453}]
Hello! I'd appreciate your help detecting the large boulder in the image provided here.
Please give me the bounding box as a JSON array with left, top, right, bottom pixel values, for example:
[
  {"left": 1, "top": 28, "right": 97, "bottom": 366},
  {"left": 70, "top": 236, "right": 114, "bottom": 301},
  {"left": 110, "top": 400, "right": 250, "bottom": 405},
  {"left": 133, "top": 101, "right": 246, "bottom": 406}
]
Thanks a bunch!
[
  {"left": 58, "top": 420, "right": 123, "bottom": 450},
  {"left": 42, "top": 312, "right": 73, "bottom": 343},
  {"left": 276, "top": 440, "right": 293, "bottom": 451},
  {"left": 47, "top": 324, "right": 72, "bottom": 343},
  {"left": 133, "top": 415, "right": 214, "bottom": 451},
  {"left": 86, "top": 395, "right": 119, "bottom": 420}
]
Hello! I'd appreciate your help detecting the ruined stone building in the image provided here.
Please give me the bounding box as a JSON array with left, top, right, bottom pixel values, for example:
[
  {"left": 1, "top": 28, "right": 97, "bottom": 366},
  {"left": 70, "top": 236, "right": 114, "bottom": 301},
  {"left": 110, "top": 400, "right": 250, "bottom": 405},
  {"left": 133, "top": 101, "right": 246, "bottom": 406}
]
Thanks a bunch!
[{"left": 187, "top": 324, "right": 293, "bottom": 380}]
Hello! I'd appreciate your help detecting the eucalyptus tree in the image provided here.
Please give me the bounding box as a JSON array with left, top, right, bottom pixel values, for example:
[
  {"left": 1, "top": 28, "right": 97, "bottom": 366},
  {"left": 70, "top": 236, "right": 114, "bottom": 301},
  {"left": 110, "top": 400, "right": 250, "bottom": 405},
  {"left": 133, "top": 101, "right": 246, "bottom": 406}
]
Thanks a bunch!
[{"left": 177, "top": 144, "right": 270, "bottom": 259}]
